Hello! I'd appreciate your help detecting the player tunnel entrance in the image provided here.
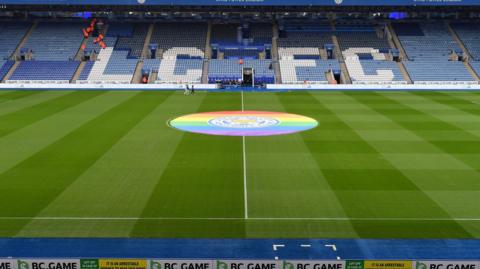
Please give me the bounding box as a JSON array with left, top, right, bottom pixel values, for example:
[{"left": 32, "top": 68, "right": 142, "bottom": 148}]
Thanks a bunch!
[{"left": 243, "top": 67, "right": 254, "bottom": 87}]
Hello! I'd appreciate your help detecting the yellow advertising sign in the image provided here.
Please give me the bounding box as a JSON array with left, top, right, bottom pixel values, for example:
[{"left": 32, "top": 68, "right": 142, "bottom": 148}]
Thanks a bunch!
[
  {"left": 99, "top": 260, "right": 147, "bottom": 269},
  {"left": 364, "top": 261, "right": 413, "bottom": 269}
]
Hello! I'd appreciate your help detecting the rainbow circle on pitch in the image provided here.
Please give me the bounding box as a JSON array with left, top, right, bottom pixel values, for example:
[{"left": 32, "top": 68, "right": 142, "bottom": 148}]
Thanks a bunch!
[{"left": 169, "top": 111, "right": 318, "bottom": 136}]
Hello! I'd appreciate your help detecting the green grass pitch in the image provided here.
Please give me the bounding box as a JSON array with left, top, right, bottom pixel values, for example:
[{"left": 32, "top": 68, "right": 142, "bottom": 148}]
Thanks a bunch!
[{"left": 0, "top": 89, "right": 480, "bottom": 239}]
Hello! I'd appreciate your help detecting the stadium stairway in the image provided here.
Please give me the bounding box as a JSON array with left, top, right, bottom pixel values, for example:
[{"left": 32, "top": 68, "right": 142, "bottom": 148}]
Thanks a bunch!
[
  {"left": 201, "top": 22, "right": 213, "bottom": 84},
  {"left": 11, "top": 21, "right": 37, "bottom": 60},
  {"left": 446, "top": 21, "right": 480, "bottom": 81},
  {"left": 130, "top": 24, "right": 154, "bottom": 83},
  {"left": 272, "top": 22, "right": 282, "bottom": 84},
  {"left": 71, "top": 61, "right": 86, "bottom": 83},
  {"left": 332, "top": 35, "right": 352, "bottom": 84},
  {"left": 385, "top": 22, "right": 413, "bottom": 83},
  {"left": 1, "top": 61, "right": 19, "bottom": 82},
  {"left": 141, "top": 23, "right": 155, "bottom": 59},
  {"left": 397, "top": 61, "right": 413, "bottom": 83},
  {"left": 386, "top": 22, "right": 409, "bottom": 60},
  {"left": 131, "top": 61, "right": 144, "bottom": 83}
]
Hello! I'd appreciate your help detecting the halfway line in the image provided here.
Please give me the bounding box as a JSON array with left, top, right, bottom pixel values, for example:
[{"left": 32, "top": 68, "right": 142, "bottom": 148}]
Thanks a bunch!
[
  {"left": 1, "top": 217, "right": 480, "bottom": 221},
  {"left": 241, "top": 90, "right": 248, "bottom": 219}
]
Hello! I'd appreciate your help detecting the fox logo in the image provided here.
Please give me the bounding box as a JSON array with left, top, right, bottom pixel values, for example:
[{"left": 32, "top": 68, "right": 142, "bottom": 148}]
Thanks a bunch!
[
  {"left": 18, "top": 261, "right": 29, "bottom": 269},
  {"left": 150, "top": 261, "right": 161, "bottom": 269}
]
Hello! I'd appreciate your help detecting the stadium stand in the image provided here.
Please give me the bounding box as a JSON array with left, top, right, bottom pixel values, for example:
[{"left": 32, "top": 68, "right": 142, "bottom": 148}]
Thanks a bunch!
[
  {"left": 450, "top": 22, "right": 480, "bottom": 61},
  {"left": 277, "top": 22, "right": 333, "bottom": 48},
  {"left": 113, "top": 23, "right": 149, "bottom": 58},
  {"left": 277, "top": 23, "right": 339, "bottom": 83},
  {"left": 335, "top": 24, "right": 406, "bottom": 84},
  {"left": 78, "top": 22, "right": 149, "bottom": 83},
  {"left": 212, "top": 23, "right": 241, "bottom": 45},
  {"left": 142, "top": 59, "right": 161, "bottom": 73},
  {"left": 0, "top": 22, "right": 31, "bottom": 60},
  {"left": 78, "top": 48, "right": 138, "bottom": 83},
  {"left": 393, "top": 22, "right": 475, "bottom": 84},
  {"left": 280, "top": 59, "right": 339, "bottom": 84},
  {"left": 209, "top": 23, "right": 274, "bottom": 85},
  {"left": 150, "top": 23, "right": 207, "bottom": 53},
  {"left": 21, "top": 22, "right": 84, "bottom": 61},
  {"left": 7, "top": 60, "right": 80, "bottom": 83},
  {"left": 0, "top": 60, "right": 14, "bottom": 81},
  {"left": 208, "top": 59, "right": 275, "bottom": 84}
]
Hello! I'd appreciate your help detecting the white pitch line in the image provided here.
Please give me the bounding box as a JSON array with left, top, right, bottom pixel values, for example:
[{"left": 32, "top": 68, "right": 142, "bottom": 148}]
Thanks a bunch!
[
  {"left": 1, "top": 217, "right": 480, "bottom": 221},
  {"left": 241, "top": 90, "right": 248, "bottom": 219}
]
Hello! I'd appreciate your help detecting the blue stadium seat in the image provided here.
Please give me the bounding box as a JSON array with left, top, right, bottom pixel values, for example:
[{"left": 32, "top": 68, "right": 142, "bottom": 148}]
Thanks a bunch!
[{"left": 9, "top": 61, "right": 80, "bottom": 81}]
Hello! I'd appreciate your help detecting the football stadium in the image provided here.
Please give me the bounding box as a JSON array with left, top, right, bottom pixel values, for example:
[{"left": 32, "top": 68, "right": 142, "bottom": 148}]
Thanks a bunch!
[{"left": 0, "top": 0, "right": 480, "bottom": 265}]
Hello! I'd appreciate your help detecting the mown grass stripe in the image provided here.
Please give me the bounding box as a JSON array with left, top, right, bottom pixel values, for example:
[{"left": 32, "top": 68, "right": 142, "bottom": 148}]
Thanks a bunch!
[
  {"left": 0, "top": 91, "right": 172, "bottom": 236},
  {"left": 279, "top": 91, "right": 472, "bottom": 238},
  {"left": 412, "top": 92, "right": 480, "bottom": 116},
  {"left": 131, "top": 92, "right": 246, "bottom": 238},
  {"left": 0, "top": 90, "right": 14, "bottom": 95},
  {"left": 0, "top": 91, "right": 104, "bottom": 139},
  {"left": 241, "top": 92, "right": 358, "bottom": 238},
  {"left": 0, "top": 91, "right": 73, "bottom": 117},
  {"left": 0, "top": 90, "right": 42, "bottom": 104},
  {"left": 17, "top": 92, "right": 207, "bottom": 238},
  {"left": 0, "top": 91, "right": 137, "bottom": 176},
  {"left": 371, "top": 92, "right": 480, "bottom": 155}
]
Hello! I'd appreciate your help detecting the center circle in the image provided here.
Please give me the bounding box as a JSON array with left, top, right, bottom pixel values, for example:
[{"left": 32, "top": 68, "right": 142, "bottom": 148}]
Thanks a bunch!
[
  {"left": 169, "top": 111, "right": 318, "bottom": 137},
  {"left": 208, "top": 116, "right": 280, "bottom": 129}
]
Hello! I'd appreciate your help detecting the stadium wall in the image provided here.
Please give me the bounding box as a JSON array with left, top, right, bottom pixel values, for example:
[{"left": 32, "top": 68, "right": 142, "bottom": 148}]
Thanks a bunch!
[
  {"left": 3, "top": 83, "right": 480, "bottom": 91},
  {"left": 0, "top": 259, "right": 479, "bottom": 269}
]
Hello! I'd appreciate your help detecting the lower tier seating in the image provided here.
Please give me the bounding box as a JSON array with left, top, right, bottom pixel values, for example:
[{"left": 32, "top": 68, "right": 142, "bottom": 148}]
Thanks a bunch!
[
  {"left": 0, "top": 61, "right": 14, "bottom": 81},
  {"left": 8, "top": 61, "right": 80, "bottom": 83},
  {"left": 155, "top": 59, "right": 203, "bottom": 84},
  {"left": 346, "top": 60, "right": 406, "bottom": 84},
  {"left": 280, "top": 59, "right": 339, "bottom": 84},
  {"left": 208, "top": 59, "right": 275, "bottom": 84},
  {"left": 403, "top": 60, "right": 475, "bottom": 84},
  {"left": 78, "top": 48, "right": 138, "bottom": 83}
]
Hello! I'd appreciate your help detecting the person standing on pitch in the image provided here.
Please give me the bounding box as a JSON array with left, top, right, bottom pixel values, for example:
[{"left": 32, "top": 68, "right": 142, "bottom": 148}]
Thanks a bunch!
[
  {"left": 184, "top": 84, "right": 190, "bottom": 95},
  {"left": 191, "top": 85, "right": 195, "bottom": 95}
]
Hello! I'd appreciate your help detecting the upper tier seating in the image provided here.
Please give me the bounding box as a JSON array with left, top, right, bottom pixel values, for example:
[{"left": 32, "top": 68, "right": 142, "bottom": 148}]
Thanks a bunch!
[
  {"left": 21, "top": 22, "right": 84, "bottom": 61},
  {"left": 208, "top": 59, "right": 275, "bottom": 84},
  {"left": 277, "top": 23, "right": 333, "bottom": 48},
  {"left": 393, "top": 22, "right": 474, "bottom": 84},
  {"left": 151, "top": 23, "right": 207, "bottom": 52},
  {"left": 335, "top": 24, "right": 390, "bottom": 51},
  {"left": 0, "top": 22, "right": 30, "bottom": 60},
  {"left": 249, "top": 23, "right": 273, "bottom": 45},
  {"left": 394, "top": 23, "right": 460, "bottom": 61},
  {"left": 113, "top": 23, "right": 149, "bottom": 59},
  {"left": 211, "top": 24, "right": 240, "bottom": 44},
  {"left": 451, "top": 23, "right": 480, "bottom": 61},
  {"left": 280, "top": 59, "right": 339, "bottom": 84},
  {"left": 8, "top": 60, "right": 80, "bottom": 83}
]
